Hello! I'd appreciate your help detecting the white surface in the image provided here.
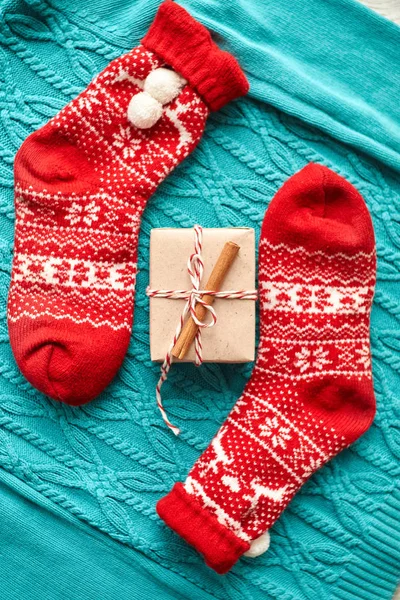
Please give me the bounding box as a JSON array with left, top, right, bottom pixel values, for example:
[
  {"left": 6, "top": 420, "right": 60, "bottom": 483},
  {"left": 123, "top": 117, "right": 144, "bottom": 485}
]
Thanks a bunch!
[{"left": 358, "top": 0, "right": 400, "bottom": 23}]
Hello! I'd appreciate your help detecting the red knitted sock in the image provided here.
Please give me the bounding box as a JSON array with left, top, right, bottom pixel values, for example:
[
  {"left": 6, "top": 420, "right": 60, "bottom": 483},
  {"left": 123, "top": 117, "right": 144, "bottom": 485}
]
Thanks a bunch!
[
  {"left": 157, "top": 163, "right": 377, "bottom": 574},
  {"left": 7, "top": 1, "right": 248, "bottom": 405}
]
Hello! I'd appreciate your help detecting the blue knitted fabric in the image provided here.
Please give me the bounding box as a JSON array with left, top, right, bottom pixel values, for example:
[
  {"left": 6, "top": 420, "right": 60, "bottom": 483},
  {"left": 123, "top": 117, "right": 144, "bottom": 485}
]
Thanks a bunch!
[{"left": 0, "top": 0, "right": 399, "bottom": 599}]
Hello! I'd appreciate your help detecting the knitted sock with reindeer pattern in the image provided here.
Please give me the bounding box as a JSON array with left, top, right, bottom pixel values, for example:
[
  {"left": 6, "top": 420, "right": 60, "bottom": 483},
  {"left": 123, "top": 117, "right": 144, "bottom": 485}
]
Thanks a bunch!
[
  {"left": 157, "top": 163, "right": 377, "bottom": 574},
  {"left": 7, "top": 0, "right": 248, "bottom": 405}
]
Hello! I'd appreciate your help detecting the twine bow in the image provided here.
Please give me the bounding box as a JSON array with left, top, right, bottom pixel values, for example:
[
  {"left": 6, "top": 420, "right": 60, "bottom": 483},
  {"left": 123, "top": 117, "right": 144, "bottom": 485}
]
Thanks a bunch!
[{"left": 146, "top": 225, "right": 257, "bottom": 435}]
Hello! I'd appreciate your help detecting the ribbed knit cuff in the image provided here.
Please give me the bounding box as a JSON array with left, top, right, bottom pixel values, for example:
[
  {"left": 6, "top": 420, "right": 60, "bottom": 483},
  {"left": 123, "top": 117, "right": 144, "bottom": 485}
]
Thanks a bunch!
[
  {"left": 142, "top": 1, "right": 249, "bottom": 111},
  {"left": 333, "top": 486, "right": 400, "bottom": 600},
  {"left": 157, "top": 483, "right": 250, "bottom": 574}
]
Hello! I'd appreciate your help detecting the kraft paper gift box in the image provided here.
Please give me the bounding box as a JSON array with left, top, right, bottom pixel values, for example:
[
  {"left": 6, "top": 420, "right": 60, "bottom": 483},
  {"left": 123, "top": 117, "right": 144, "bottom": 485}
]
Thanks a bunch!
[{"left": 149, "top": 228, "right": 256, "bottom": 363}]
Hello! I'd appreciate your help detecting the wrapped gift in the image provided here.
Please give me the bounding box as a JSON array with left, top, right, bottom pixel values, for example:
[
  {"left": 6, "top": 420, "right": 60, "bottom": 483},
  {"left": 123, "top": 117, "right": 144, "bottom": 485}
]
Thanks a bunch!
[{"left": 149, "top": 227, "right": 256, "bottom": 363}]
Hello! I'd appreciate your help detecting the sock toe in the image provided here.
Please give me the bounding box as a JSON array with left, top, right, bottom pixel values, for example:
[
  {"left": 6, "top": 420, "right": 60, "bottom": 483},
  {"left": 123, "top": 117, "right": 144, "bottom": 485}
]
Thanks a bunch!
[
  {"left": 9, "top": 318, "right": 129, "bottom": 405},
  {"left": 264, "top": 163, "right": 375, "bottom": 254}
]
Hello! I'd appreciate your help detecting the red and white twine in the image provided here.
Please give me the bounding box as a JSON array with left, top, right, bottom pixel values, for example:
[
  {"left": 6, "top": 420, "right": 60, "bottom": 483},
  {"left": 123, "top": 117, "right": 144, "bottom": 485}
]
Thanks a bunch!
[{"left": 146, "top": 225, "right": 258, "bottom": 435}]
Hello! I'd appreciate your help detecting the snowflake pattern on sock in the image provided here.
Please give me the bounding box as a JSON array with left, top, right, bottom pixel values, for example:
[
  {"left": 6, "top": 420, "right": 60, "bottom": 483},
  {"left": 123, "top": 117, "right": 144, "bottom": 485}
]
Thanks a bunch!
[{"left": 157, "top": 164, "right": 377, "bottom": 574}]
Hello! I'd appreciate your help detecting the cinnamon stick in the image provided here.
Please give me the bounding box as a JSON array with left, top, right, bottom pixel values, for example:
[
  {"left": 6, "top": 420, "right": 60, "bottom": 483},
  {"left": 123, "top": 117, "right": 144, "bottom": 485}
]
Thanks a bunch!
[{"left": 172, "top": 241, "right": 240, "bottom": 360}]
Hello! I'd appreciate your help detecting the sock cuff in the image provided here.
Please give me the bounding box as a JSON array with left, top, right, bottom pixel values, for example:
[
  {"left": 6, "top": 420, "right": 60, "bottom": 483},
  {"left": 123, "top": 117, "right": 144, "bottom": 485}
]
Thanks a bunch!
[
  {"left": 156, "top": 482, "right": 250, "bottom": 574},
  {"left": 142, "top": 1, "right": 249, "bottom": 111}
]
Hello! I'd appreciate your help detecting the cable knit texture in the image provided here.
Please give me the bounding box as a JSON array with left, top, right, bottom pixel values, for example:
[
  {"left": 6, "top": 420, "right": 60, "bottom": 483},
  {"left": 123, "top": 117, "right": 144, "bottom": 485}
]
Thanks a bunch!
[{"left": 0, "top": 0, "right": 399, "bottom": 599}]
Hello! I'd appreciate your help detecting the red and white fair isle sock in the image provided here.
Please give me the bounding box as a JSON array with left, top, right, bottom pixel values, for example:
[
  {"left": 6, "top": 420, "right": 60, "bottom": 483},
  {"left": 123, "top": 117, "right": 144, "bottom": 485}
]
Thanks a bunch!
[
  {"left": 7, "top": 1, "right": 248, "bottom": 404},
  {"left": 157, "top": 163, "right": 377, "bottom": 573}
]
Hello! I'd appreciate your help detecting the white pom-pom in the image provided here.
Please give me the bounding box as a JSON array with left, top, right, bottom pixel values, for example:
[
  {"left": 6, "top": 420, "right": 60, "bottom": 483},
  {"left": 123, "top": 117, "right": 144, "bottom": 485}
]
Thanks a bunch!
[
  {"left": 243, "top": 531, "right": 271, "bottom": 558},
  {"left": 127, "top": 92, "right": 163, "bottom": 129},
  {"left": 144, "top": 68, "right": 186, "bottom": 105}
]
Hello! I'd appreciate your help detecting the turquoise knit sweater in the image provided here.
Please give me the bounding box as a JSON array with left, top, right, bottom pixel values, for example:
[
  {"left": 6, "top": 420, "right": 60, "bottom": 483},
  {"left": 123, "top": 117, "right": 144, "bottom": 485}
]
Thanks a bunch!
[{"left": 0, "top": 0, "right": 399, "bottom": 598}]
